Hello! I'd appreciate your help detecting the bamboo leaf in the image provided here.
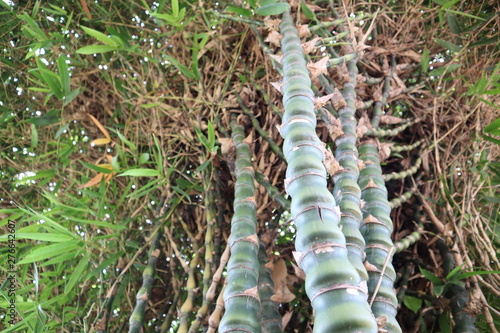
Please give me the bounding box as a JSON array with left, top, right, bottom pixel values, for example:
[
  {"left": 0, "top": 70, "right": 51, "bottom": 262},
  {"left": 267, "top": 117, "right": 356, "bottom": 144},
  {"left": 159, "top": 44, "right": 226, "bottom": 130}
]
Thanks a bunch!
[
  {"left": 0, "top": 232, "right": 75, "bottom": 242},
  {"left": 256, "top": 2, "right": 289, "bottom": 16},
  {"left": 434, "top": 38, "right": 461, "bottom": 52},
  {"left": 118, "top": 168, "right": 160, "bottom": 177},
  {"left": 403, "top": 295, "right": 422, "bottom": 313},
  {"left": 419, "top": 267, "right": 443, "bottom": 285},
  {"left": 80, "top": 26, "right": 119, "bottom": 47},
  {"left": 64, "top": 254, "right": 90, "bottom": 293},
  {"left": 18, "top": 242, "right": 81, "bottom": 264},
  {"left": 225, "top": 6, "right": 252, "bottom": 17},
  {"left": 76, "top": 45, "right": 119, "bottom": 54},
  {"left": 57, "top": 55, "right": 70, "bottom": 96},
  {"left": 79, "top": 160, "right": 114, "bottom": 174}
]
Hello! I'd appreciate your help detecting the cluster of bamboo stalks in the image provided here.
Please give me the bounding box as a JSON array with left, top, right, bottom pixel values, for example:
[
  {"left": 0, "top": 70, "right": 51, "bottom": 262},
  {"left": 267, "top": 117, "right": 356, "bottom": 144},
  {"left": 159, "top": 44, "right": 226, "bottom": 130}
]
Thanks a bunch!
[{"left": 126, "top": 6, "right": 428, "bottom": 333}]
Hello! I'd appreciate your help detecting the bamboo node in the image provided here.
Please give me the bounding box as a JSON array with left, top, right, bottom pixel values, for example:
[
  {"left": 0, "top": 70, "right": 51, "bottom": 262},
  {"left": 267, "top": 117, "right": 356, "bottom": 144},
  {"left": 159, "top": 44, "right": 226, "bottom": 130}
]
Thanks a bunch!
[{"left": 310, "top": 283, "right": 368, "bottom": 303}]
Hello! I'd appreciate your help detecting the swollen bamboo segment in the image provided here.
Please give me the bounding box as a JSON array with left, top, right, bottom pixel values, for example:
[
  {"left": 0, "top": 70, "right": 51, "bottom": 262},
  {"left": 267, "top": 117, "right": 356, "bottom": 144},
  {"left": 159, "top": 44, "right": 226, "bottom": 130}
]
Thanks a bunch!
[
  {"left": 358, "top": 140, "right": 401, "bottom": 333},
  {"left": 219, "top": 118, "right": 261, "bottom": 333},
  {"left": 333, "top": 56, "right": 370, "bottom": 283},
  {"left": 279, "top": 11, "right": 377, "bottom": 332}
]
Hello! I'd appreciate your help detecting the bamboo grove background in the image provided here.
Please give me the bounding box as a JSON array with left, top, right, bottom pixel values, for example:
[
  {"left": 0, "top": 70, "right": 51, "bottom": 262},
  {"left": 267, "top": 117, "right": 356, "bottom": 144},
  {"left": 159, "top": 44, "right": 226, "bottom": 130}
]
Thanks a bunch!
[{"left": 0, "top": 0, "right": 499, "bottom": 332}]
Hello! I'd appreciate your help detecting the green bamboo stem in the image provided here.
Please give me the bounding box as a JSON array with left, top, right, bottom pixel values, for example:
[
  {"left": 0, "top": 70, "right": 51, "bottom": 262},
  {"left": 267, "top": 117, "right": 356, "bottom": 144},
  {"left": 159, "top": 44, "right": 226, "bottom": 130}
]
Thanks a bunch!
[
  {"left": 279, "top": 11, "right": 377, "bottom": 332},
  {"left": 435, "top": 239, "right": 479, "bottom": 333},
  {"left": 332, "top": 51, "right": 370, "bottom": 283},
  {"left": 255, "top": 170, "right": 290, "bottom": 211},
  {"left": 248, "top": 75, "right": 284, "bottom": 119},
  {"left": 251, "top": 25, "right": 284, "bottom": 75},
  {"left": 236, "top": 92, "right": 287, "bottom": 163},
  {"left": 366, "top": 119, "right": 420, "bottom": 137},
  {"left": 258, "top": 241, "right": 282, "bottom": 333},
  {"left": 358, "top": 139, "right": 401, "bottom": 332},
  {"left": 394, "top": 224, "right": 423, "bottom": 253},
  {"left": 396, "top": 263, "right": 413, "bottom": 305},
  {"left": 328, "top": 53, "right": 358, "bottom": 67},
  {"left": 219, "top": 117, "right": 261, "bottom": 333},
  {"left": 177, "top": 254, "right": 200, "bottom": 333},
  {"left": 371, "top": 55, "right": 396, "bottom": 129},
  {"left": 322, "top": 31, "right": 350, "bottom": 43},
  {"left": 390, "top": 139, "right": 424, "bottom": 154},
  {"left": 389, "top": 189, "right": 415, "bottom": 209},
  {"left": 357, "top": 99, "right": 374, "bottom": 110},
  {"left": 188, "top": 171, "right": 216, "bottom": 333},
  {"left": 159, "top": 291, "right": 181, "bottom": 333},
  {"left": 129, "top": 231, "right": 162, "bottom": 333},
  {"left": 383, "top": 156, "right": 422, "bottom": 181}
]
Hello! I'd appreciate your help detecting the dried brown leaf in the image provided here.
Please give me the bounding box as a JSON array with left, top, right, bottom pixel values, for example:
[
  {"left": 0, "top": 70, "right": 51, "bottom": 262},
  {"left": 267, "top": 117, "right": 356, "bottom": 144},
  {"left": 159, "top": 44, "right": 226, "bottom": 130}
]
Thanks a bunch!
[
  {"left": 264, "top": 18, "right": 281, "bottom": 31},
  {"left": 282, "top": 311, "right": 294, "bottom": 330},
  {"left": 218, "top": 137, "right": 234, "bottom": 157},
  {"left": 265, "top": 30, "right": 283, "bottom": 47},
  {"left": 320, "top": 143, "right": 343, "bottom": 176},
  {"left": 313, "top": 93, "right": 334, "bottom": 109},
  {"left": 297, "top": 24, "right": 311, "bottom": 38},
  {"left": 331, "top": 88, "right": 347, "bottom": 110},
  {"left": 269, "top": 54, "right": 283, "bottom": 64},
  {"left": 270, "top": 259, "right": 296, "bottom": 303},
  {"left": 270, "top": 81, "right": 283, "bottom": 94},
  {"left": 364, "top": 260, "right": 380, "bottom": 272},
  {"left": 326, "top": 114, "right": 344, "bottom": 141},
  {"left": 379, "top": 142, "right": 394, "bottom": 161},
  {"left": 307, "top": 56, "right": 329, "bottom": 79},
  {"left": 291, "top": 262, "right": 305, "bottom": 280},
  {"left": 380, "top": 115, "right": 403, "bottom": 125},
  {"left": 364, "top": 178, "right": 378, "bottom": 190},
  {"left": 302, "top": 37, "right": 321, "bottom": 54}
]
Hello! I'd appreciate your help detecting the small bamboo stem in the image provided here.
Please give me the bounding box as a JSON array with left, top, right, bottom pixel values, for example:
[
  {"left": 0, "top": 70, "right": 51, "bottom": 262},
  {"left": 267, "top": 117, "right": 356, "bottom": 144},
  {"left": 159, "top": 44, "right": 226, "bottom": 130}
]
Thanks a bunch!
[
  {"left": 359, "top": 139, "right": 401, "bottom": 332},
  {"left": 366, "top": 118, "right": 421, "bottom": 137},
  {"left": 128, "top": 232, "right": 162, "bottom": 333},
  {"left": 384, "top": 156, "right": 422, "bottom": 181},
  {"left": 207, "top": 284, "right": 226, "bottom": 333},
  {"left": 371, "top": 55, "right": 396, "bottom": 129},
  {"left": 394, "top": 224, "right": 423, "bottom": 253},
  {"left": 188, "top": 170, "right": 217, "bottom": 333},
  {"left": 248, "top": 74, "right": 284, "bottom": 119},
  {"left": 435, "top": 239, "right": 479, "bottom": 333},
  {"left": 236, "top": 93, "right": 287, "bottom": 163},
  {"left": 177, "top": 254, "right": 200, "bottom": 333},
  {"left": 255, "top": 171, "right": 290, "bottom": 211},
  {"left": 219, "top": 116, "right": 261, "bottom": 333},
  {"left": 389, "top": 189, "right": 415, "bottom": 209},
  {"left": 333, "top": 49, "right": 370, "bottom": 282},
  {"left": 258, "top": 241, "right": 282, "bottom": 333},
  {"left": 390, "top": 139, "right": 424, "bottom": 153}
]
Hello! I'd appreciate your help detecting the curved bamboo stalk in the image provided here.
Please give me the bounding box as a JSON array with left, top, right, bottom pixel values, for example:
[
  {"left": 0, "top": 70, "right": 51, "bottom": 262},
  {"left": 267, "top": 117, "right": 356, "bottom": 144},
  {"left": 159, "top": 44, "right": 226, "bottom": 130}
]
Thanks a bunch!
[
  {"left": 365, "top": 119, "right": 421, "bottom": 137},
  {"left": 394, "top": 224, "right": 423, "bottom": 253},
  {"left": 129, "top": 232, "right": 161, "bottom": 333},
  {"left": 389, "top": 189, "right": 415, "bottom": 209},
  {"left": 219, "top": 117, "right": 261, "bottom": 333},
  {"left": 333, "top": 51, "right": 370, "bottom": 282},
  {"left": 358, "top": 140, "right": 401, "bottom": 333},
  {"left": 278, "top": 11, "right": 377, "bottom": 332},
  {"left": 177, "top": 254, "right": 200, "bottom": 333},
  {"left": 383, "top": 156, "right": 422, "bottom": 181},
  {"left": 188, "top": 170, "right": 216, "bottom": 333},
  {"left": 390, "top": 139, "right": 424, "bottom": 154}
]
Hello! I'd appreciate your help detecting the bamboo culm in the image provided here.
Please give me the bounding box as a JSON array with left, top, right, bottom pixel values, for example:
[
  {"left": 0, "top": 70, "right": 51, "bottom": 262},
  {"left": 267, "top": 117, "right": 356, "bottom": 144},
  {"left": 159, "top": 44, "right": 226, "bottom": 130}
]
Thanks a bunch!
[
  {"left": 278, "top": 11, "right": 377, "bottom": 332},
  {"left": 218, "top": 117, "right": 261, "bottom": 333}
]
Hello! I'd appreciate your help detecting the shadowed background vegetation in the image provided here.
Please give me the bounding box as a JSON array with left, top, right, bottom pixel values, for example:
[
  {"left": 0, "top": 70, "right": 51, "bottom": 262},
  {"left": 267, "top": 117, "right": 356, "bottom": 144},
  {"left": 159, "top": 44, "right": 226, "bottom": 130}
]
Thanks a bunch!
[{"left": 0, "top": 0, "right": 498, "bottom": 332}]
